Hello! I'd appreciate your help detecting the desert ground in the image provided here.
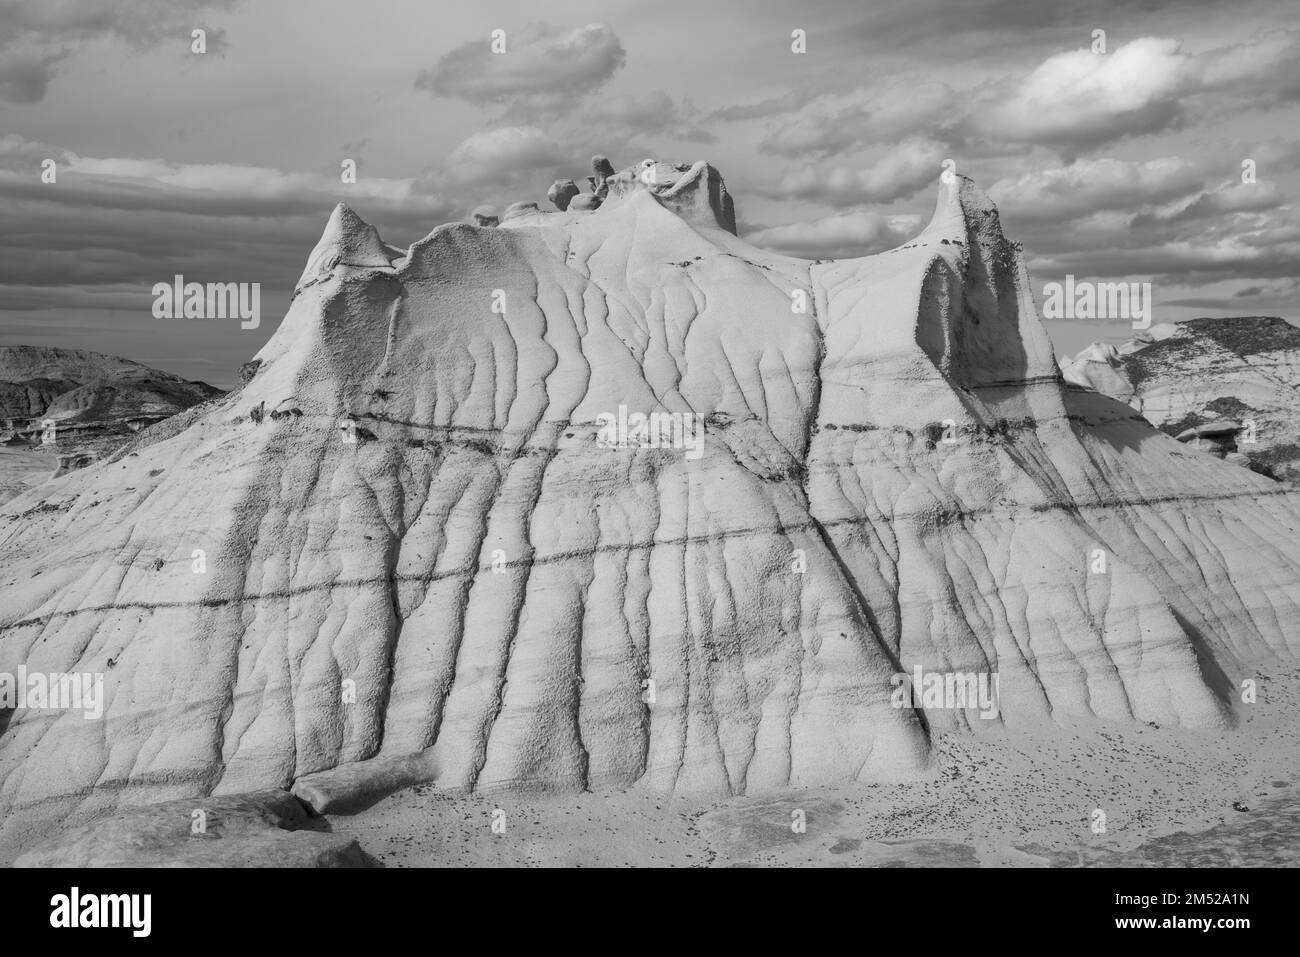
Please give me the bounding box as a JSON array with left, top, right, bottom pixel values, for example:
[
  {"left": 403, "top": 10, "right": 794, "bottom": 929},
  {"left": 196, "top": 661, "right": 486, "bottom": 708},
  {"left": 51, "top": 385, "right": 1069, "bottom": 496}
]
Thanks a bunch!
[{"left": 327, "top": 667, "right": 1300, "bottom": 868}]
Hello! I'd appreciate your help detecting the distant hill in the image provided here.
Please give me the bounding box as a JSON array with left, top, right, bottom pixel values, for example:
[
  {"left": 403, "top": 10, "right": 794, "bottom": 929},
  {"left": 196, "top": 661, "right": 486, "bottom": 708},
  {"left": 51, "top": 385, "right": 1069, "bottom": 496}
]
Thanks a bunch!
[
  {"left": 1061, "top": 317, "right": 1300, "bottom": 483},
  {"left": 0, "top": 346, "right": 221, "bottom": 422},
  {"left": 0, "top": 345, "right": 224, "bottom": 501}
]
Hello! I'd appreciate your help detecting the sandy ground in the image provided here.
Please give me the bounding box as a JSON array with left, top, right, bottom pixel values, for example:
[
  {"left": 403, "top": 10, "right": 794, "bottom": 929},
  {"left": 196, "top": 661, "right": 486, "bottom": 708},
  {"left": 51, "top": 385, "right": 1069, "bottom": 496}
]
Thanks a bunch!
[{"left": 330, "top": 666, "right": 1300, "bottom": 867}]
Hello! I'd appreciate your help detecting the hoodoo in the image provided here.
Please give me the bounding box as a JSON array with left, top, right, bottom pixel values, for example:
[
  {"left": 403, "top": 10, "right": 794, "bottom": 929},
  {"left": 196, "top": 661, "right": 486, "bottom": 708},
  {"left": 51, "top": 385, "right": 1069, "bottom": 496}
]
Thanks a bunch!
[{"left": 2, "top": 157, "right": 1299, "bottom": 859}]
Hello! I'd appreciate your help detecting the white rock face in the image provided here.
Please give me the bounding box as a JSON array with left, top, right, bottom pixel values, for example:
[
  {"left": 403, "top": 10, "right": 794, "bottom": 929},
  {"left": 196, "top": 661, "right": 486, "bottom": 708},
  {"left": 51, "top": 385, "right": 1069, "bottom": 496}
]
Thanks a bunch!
[
  {"left": 1060, "top": 342, "right": 1134, "bottom": 403},
  {"left": 2, "top": 166, "right": 1300, "bottom": 856}
]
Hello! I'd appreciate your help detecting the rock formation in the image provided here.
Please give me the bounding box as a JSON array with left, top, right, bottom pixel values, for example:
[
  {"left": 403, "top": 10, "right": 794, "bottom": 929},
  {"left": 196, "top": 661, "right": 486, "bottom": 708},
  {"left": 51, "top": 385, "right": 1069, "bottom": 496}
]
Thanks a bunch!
[
  {"left": 2, "top": 160, "right": 1300, "bottom": 861},
  {"left": 500, "top": 201, "right": 538, "bottom": 224},
  {"left": 591, "top": 154, "right": 615, "bottom": 182},
  {"left": 1174, "top": 419, "right": 1242, "bottom": 457},
  {"left": 547, "top": 179, "right": 580, "bottom": 211},
  {"left": 1059, "top": 342, "right": 1134, "bottom": 404},
  {"left": 1061, "top": 317, "right": 1300, "bottom": 482}
]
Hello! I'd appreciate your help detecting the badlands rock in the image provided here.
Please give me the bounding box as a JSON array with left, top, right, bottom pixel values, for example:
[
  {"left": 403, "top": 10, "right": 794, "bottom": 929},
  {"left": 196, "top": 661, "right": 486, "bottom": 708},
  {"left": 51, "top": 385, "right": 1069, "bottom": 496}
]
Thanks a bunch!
[
  {"left": 298, "top": 204, "right": 405, "bottom": 294},
  {"left": 500, "top": 201, "right": 539, "bottom": 223},
  {"left": 2, "top": 162, "right": 1300, "bottom": 860},
  {"left": 472, "top": 206, "right": 500, "bottom": 228},
  {"left": 1175, "top": 419, "right": 1241, "bottom": 458},
  {"left": 591, "top": 154, "right": 616, "bottom": 183},
  {"left": 604, "top": 158, "right": 737, "bottom": 235},
  {"left": 547, "top": 179, "right": 580, "bottom": 212},
  {"left": 1062, "top": 317, "right": 1300, "bottom": 482},
  {"left": 1059, "top": 342, "right": 1134, "bottom": 404},
  {"left": 569, "top": 192, "right": 601, "bottom": 211}
]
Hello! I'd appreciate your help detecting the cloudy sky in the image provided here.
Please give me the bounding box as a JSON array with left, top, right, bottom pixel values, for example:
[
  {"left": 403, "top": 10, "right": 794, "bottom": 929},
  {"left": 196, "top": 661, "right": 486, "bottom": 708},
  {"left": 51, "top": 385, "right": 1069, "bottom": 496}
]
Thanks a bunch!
[{"left": 2, "top": 0, "right": 1298, "bottom": 386}]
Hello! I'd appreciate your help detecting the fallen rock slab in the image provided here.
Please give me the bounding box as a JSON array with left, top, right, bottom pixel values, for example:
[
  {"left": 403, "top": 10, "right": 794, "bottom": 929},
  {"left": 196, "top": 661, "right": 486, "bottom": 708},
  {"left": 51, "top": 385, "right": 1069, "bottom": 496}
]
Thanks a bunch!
[
  {"left": 13, "top": 789, "right": 376, "bottom": 868},
  {"left": 293, "top": 751, "right": 440, "bottom": 814}
]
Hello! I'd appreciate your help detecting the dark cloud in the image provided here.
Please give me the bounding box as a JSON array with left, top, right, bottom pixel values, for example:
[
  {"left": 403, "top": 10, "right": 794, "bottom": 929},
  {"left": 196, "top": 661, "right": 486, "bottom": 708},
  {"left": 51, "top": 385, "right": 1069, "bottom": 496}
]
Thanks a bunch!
[
  {"left": 0, "top": 137, "right": 459, "bottom": 302},
  {"left": 0, "top": 0, "right": 243, "bottom": 102},
  {"left": 0, "top": 0, "right": 242, "bottom": 48},
  {"left": 415, "top": 22, "right": 626, "bottom": 117},
  {"left": 0, "top": 46, "right": 66, "bottom": 103}
]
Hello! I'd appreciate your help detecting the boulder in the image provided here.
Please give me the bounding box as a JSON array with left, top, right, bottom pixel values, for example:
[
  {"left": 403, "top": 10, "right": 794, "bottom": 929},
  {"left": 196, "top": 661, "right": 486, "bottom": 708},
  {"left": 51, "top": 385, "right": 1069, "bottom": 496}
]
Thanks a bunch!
[
  {"left": 547, "top": 179, "right": 580, "bottom": 211},
  {"left": 591, "top": 154, "right": 615, "bottom": 183}
]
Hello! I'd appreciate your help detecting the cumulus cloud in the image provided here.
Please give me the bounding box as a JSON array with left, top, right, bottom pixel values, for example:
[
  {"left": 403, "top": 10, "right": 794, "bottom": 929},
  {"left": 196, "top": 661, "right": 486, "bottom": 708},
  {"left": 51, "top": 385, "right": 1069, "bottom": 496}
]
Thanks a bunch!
[
  {"left": 748, "top": 211, "right": 923, "bottom": 259},
  {"left": 732, "top": 30, "right": 1300, "bottom": 163},
  {"left": 977, "top": 31, "right": 1300, "bottom": 154},
  {"left": 983, "top": 37, "right": 1189, "bottom": 150},
  {"left": 759, "top": 138, "right": 947, "bottom": 204},
  {"left": 412, "top": 126, "right": 589, "bottom": 204},
  {"left": 416, "top": 22, "right": 626, "bottom": 117}
]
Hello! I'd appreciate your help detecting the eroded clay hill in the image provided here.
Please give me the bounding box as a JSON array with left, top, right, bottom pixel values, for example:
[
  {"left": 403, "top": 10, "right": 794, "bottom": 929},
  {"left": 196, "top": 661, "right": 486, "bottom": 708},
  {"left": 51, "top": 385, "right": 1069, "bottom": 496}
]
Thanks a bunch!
[
  {"left": 1063, "top": 319, "right": 1300, "bottom": 483},
  {"left": 2, "top": 159, "right": 1299, "bottom": 852}
]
